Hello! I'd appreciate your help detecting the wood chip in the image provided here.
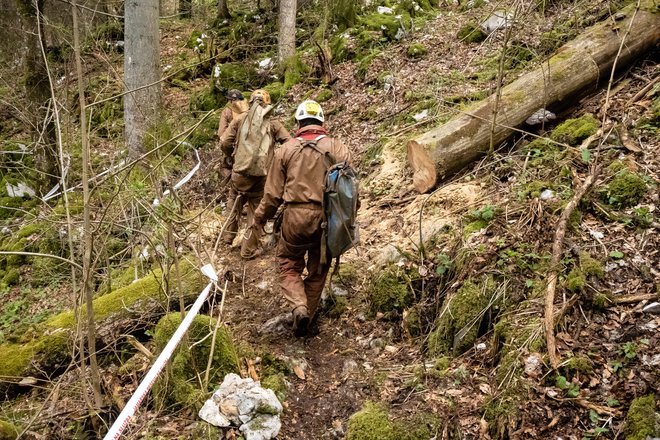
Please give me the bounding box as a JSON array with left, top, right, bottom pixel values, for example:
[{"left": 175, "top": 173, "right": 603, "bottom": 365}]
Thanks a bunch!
[{"left": 293, "top": 365, "right": 306, "bottom": 380}]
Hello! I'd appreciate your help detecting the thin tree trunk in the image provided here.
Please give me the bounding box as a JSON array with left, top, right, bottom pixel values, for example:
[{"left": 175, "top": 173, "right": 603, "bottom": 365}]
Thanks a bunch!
[
  {"left": 72, "top": 1, "right": 103, "bottom": 409},
  {"left": 278, "top": 0, "right": 296, "bottom": 64},
  {"left": 406, "top": 0, "right": 660, "bottom": 192},
  {"left": 124, "top": 0, "right": 161, "bottom": 159},
  {"left": 217, "top": 0, "right": 230, "bottom": 19},
  {"left": 179, "top": 0, "right": 192, "bottom": 18}
]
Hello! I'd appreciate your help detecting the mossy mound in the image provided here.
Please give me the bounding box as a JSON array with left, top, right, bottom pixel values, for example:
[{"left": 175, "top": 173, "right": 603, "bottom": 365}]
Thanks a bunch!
[
  {"left": 579, "top": 251, "right": 604, "bottom": 278},
  {"left": 406, "top": 43, "right": 427, "bottom": 58},
  {"left": 263, "top": 81, "right": 286, "bottom": 103},
  {"left": 368, "top": 266, "right": 412, "bottom": 315},
  {"left": 153, "top": 312, "right": 240, "bottom": 410},
  {"left": 0, "top": 420, "right": 19, "bottom": 440},
  {"left": 602, "top": 170, "right": 648, "bottom": 208},
  {"left": 346, "top": 402, "right": 396, "bottom": 440},
  {"left": 346, "top": 401, "right": 442, "bottom": 440},
  {"left": 625, "top": 395, "right": 660, "bottom": 440},
  {"left": 427, "top": 277, "right": 496, "bottom": 356},
  {"left": 315, "top": 88, "right": 333, "bottom": 103},
  {"left": 212, "top": 62, "right": 258, "bottom": 99},
  {"left": 457, "top": 24, "right": 487, "bottom": 43},
  {"left": 359, "top": 12, "right": 405, "bottom": 42},
  {"left": 282, "top": 55, "right": 310, "bottom": 90},
  {"left": 550, "top": 114, "right": 600, "bottom": 146}
]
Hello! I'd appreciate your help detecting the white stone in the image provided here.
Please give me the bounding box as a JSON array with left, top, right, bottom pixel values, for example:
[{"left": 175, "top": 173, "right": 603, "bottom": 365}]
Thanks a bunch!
[
  {"left": 5, "top": 182, "right": 35, "bottom": 198},
  {"left": 526, "top": 108, "right": 556, "bottom": 125},
  {"left": 642, "top": 302, "right": 660, "bottom": 314},
  {"left": 480, "top": 10, "right": 514, "bottom": 34},
  {"left": 539, "top": 189, "right": 555, "bottom": 201},
  {"left": 377, "top": 6, "right": 393, "bottom": 14},
  {"left": 199, "top": 399, "right": 231, "bottom": 427},
  {"left": 258, "top": 58, "right": 273, "bottom": 69},
  {"left": 413, "top": 109, "right": 429, "bottom": 121}
]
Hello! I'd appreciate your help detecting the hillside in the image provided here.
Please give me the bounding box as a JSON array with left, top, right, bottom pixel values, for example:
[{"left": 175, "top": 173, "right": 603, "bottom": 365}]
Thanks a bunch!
[{"left": 0, "top": 1, "right": 659, "bottom": 439}]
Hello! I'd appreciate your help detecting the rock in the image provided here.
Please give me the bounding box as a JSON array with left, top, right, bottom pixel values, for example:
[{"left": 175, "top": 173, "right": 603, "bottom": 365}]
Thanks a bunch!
[
  {"left": 524, "top": 354, "right": 542, "bottom": 378},
  {"left": 480, "top": 10, "right": 514, "bottom": 34},
  {"left": 377, "top": 6, "right": 393, "bottom": 14},
  {"left": 5, "top": 182, "right": 36, "bottom": 198},
  {"left": 525, "top": 108, "right": 556, "bottom": 125},
  {"left": 258, "top": 57, "right": 273, "bottom": 69},
  {"left": 199, "top": 373, "right": 282, "bottom": 440},
  {"left": 199, "top": 399, "right": 231, "bottom": 427},
  {"left": 256, "top": 280, "right": 270, "bottom": 291},
  {"left": 476, "top": 342, "right": 487, "bottom": 350},
  {"left": 642, "top": 302, "right": 660, "bottom": 314},
  {"left": 413, "top": 109, "right": 428, "bottom": 121},
  {"left": 383, "top": 74, "right": 395, "bottom": 92},
  {"left": 539, "top": 189, "right": 555, "bottom": 201},
  {"left": 259, "top": 314, "right": 291, "bottom": 335},
  {"left": 641, "top": 354, "right": 660, "bottom": 367}
]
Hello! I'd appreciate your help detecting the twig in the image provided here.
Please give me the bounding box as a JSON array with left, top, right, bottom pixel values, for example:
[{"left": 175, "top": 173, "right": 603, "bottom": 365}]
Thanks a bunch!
[
  {"left": 613, "top": 292, "right": 658, "bottom": 304},
  {"left": 627, "top": 72, "right": 660, "bottom": 105},
  {"left": 545, "top": 166, "right": 600, "bottom": 369},
  {"left": 204, "top": 280, "right": 228, "bottom": 388},
  {"left": 0, "top": 251, "right": 82, "bottom": 270}
]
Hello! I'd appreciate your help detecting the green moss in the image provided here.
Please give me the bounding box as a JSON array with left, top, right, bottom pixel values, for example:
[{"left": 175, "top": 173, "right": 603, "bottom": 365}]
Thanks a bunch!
[
  {"left": 46, "top": 261, "right": 204, "bottom": 330},
  {"left": 261, "top": 373, "right": 287, "bottom": 402},
  {"left": 463, "top": 219, "right": 488, "bottom": 235},
  {"left": 153, "top": 312, "right": 239, "bottom": 410},
  {"left": 331, "top": 0, "right": 359, "bottom": 29},
  {"left": 360, "top": 13, "right": 403, "bottom": 42},
  {"left": 213, "top": 62, "right": 257, "bottom": 95},
  {"left": 263, "top": 81, "right": 286, "bottom": 103},
  {"left": 579, "top": 251, "right": 604, "bottom": 278},
  {"left": 282, "top": 55, "right": 310, "bottom": 90},
  {"left": 457, "top": 24, "right": 487, "bottom": 43},
  {"left": 602, "top": 170, "right": 648, "bottom": 208},
  {"left": 404, "top": 304, "right": 423, "bottom": 337},
  {"left": 346, "top": 402, "right": 396, "bottom": 440},
  {"left": 625, "top": 395, "right": 660, "bottom": 440},
  {"left": 189, "top": 114, "right": 219, "bottom": 149},
  {"left": 550, "top": 114, "right": 600, "bottom": 146},
  {"left": 0, "top": 330, "right": 69, "bottom": 382},
  {"left": 2, "top": 269, "right": 19, "bottom": 286},
  {"left": 315, "top": 88, "right": 333, "bottom": 103},
  {"left": 368, "top": 267, "right": 412, "bottom": 314},
  {"left": 566, "top": 355, "right": 593, "bottom": 375},
  {"left": 428, "top": 277, "right": 495, "bottom": 356},
  {"left": 0, "top": 420, "right": 18, "bottom": 440},
  {"left": 330, "top": 34, "right": 354, "bottom": 63},
  {"left": 406, "top": 43, "right": 427, "bottom": 58},
  {"left": 566, "top": 268, "right": 586, "bottom": 292},
  {"left": 483, "top": 385, "right": 523, "bottom": 438},
  {"left": 326, "top": 294, "right": 348, "bottom": 319},
  {"left": 593, "top": 292, "right": 613, "bottom": 309}
]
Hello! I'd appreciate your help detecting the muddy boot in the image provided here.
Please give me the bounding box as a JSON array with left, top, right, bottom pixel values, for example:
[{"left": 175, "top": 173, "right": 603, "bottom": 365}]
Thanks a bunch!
[
  {"left": 292, "top": 306, "right": 310, "bottom": 337},
  {"left": 240, "top": 227, "right": 261, "bottom": 260}
]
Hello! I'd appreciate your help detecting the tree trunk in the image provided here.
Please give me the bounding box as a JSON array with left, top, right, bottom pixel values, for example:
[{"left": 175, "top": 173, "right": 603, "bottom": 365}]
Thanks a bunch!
[
  {"left": 179, "top": 0, "right": 192, "bottom": 18},
  {"left": 278, "top": 0, "right": 296, "bottom": 64},
  {"left": 407, "top": 0, "right": 660, "bottom": 193},
  {"left": 0, "top": 263, "right": 205, "bottom": 396},
  {"left": 16, "top": 1, "right": 59, "bottom": 193},
  {"left": 124, "top": 0, "right": 161, "bottom": 160},
  {"left": 217, "top": 0, "right": 230, "bottom": 19}
]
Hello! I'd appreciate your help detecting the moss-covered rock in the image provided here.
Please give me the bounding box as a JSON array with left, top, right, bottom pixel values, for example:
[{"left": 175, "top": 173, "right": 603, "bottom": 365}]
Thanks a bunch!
[
  {"left": 406, "top": 43, "right": 427, "bottom": 58},
  {"left": 625, "top": 394, "right": 660, "bottom": 440},
  {"left": 359, "top": 13, "right": 404, "bottom": 42},
  {"left": 315, "top": 88, "right": 333, "bottom": 103},
  {"left": 428, "top": 277, "right": 495, "bottom": 356},
  {"left": 261, "top": 373, "right": 288, "bottom": 402},
  {"left": 263, "top": 81, "right": 286, "bottom": 103},
  {"left": 602, "top": 170, "right": 647, "bottom": 208},
  {"left": 2, "top": 268, "right": 19, "bottom": 286},
  {"left": 282, "top": 55, "right": 310, "bottom": 90},
  {"left": 153, "top": 312, "right": 240, "bottom": 410},
  {"left": 566, "top": 268, "right": 586, "bottom": 292},
  {"left": 356, "top": 49, "right": 382, "bottom": 80},
  {"left": 457, "top": 24, "right": 487, "bottom": 43},
  {"left": 346, "top": 402, "right": 396, "bottom": 440},
  {"left": 0, "top": 420, "right": 19, "bottom": 440},
  {"left": 550, "top": 114, "right": 600, "bottom": 146},
  {"left": 368, "top": 266, "right": 412, "bottom": 314}
]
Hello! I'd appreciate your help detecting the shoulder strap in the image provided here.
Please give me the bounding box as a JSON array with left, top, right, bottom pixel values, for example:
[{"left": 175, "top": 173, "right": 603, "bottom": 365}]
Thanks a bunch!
[{"left": 296, "top": 135, "right": 335, "bottom": 167}]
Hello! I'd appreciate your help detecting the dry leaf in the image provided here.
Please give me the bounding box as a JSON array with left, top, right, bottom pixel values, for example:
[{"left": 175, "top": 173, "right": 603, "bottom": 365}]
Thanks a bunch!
[{"left": 294, "top": 365, "right": 306, "bottom": 380}]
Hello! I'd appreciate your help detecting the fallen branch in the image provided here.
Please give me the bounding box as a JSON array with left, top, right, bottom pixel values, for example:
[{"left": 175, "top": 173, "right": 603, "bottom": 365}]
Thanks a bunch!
[
  {"left": 545, "top": 166, "right": 600, "bottom": 369},
  {"left": 613, "top": 292, "right": 658, "bottom": 304}
]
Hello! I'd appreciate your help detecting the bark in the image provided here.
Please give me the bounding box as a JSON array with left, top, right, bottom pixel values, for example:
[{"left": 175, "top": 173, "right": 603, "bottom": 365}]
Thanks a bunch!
[
  {"left": 124, "top": 0, "right": 161, "bottom": 159},
  {"left": 407, "top": 0, "right": 660, "bottom": 192},
  {"left": 217, "top": 0, "right": 230, "bottom": 19},
  {"left": 179, "top": 0, "right": 192, "bottom": 18},
  {"left": 278, "top": 0, "right": 296, "bottom": 64}
]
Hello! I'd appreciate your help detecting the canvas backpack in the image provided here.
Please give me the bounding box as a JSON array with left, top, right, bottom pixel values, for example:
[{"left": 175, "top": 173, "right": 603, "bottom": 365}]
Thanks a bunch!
[
  {"left": 233, "top": 102, "right": 274, "bottom": 176},
  {"left": 297, "top": 136, "right": 359, "bottom": 265}
]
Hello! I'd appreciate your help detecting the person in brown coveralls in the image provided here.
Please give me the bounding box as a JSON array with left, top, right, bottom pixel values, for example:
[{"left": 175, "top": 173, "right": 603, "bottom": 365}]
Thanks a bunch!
[
  {"left": 219, "top": 89, "right": 291, "bottom": 258},
  {"left": 252, "top": 100, "right": 352, "bottom": 336},
  {"left": 216, "top": 89, "right": 248, "bottom": 180}
]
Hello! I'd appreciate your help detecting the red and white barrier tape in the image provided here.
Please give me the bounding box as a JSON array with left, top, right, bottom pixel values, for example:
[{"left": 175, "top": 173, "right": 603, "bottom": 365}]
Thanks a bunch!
[{"left": 103, "top": 263, "right": 218, "bottom": 440}]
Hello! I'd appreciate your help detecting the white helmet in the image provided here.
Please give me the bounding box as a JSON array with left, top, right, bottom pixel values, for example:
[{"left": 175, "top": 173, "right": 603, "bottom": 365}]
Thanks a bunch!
[{"left": 294, "top": 100, "right": 324, "bottom": 123}]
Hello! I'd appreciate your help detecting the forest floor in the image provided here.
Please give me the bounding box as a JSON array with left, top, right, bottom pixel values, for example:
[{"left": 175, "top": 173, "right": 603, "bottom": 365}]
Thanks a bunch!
[{"left": 0, "top": 1, "right": 659, "bottom": 439}]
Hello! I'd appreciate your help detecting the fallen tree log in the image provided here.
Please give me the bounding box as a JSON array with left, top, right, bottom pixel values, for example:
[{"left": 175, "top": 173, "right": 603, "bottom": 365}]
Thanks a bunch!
[
  {"left": 0, "top": 262, "right": 205, "bottom": 396},
  {"left": 408, "top": 0, "right": 660, "bottom": 192}
]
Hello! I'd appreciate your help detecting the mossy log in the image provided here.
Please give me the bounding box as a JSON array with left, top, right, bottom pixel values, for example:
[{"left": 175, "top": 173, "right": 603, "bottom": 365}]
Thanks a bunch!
[
  {"left": 0, "top": 262, "right": 205, "bottom": 395},
  {"left": 408, "top": 1, "right": 660, "bottom": 192}
]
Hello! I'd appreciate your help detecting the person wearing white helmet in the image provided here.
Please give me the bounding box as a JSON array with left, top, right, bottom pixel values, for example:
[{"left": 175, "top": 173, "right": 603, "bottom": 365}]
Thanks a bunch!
[{"left": 252, "top": 100, "right": 352, "bottom": 336}]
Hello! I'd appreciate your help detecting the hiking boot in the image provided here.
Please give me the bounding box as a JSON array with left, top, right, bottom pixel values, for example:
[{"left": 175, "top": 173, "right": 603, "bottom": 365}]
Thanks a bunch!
[{"left": 292, "top": 306, "right": 310, "bottom": 337}]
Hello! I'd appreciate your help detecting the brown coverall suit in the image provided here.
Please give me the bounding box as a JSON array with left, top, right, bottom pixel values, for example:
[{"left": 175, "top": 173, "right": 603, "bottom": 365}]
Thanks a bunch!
[
  {"left": 253, "top": 125, "right": 352, "bottom": 319},
  {"left": 219, "top": 111, "right": 290, "bottom": 257},
  {"left": 216, "top": 100, "right": 248, "bottom": 174}
]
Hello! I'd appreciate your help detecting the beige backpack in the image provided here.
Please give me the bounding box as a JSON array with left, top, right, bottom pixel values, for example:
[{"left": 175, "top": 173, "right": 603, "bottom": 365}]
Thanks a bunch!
[{"left": 232, "top": 102, "right": 274, "bottom": 176}]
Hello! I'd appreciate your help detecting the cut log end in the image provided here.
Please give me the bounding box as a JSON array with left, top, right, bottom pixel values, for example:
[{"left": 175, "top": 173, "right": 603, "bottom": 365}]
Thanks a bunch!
[{"left": 407, "top": 140, "right": 438, "bottom": 193}]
